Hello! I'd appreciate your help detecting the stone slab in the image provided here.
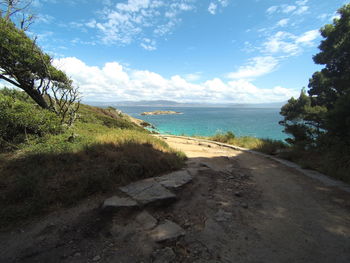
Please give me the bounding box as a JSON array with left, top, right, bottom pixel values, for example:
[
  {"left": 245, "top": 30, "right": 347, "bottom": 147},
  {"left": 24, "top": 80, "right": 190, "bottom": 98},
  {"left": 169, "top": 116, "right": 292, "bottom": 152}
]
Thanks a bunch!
[
  {"left": 101, "top": 196, "right": 138, "bottom": 212},
  {"left": 119, "top": 178, "right": 176, "bottom": 205},
  {"left": 135, "top": 211, "right": 157, "bottom": 230},
  {"left": 155, "top": 170, "right": 193, "bottom": 190},
  {"left": 149, "top": 220, "right": 185, "bottom": 242}
]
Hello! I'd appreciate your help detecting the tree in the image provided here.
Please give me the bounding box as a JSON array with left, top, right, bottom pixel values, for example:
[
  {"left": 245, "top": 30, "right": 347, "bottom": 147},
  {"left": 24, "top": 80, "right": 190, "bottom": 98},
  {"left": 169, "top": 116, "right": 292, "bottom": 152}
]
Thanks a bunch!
[
  {"left": 280, "top": 3, "right": 350, "bottom": 147},
  {"left": 0, "top": 0, "right": 35, "bottom": 30},
  {"left": 0, "top": 1, "right": 80, "bottom": 125}
]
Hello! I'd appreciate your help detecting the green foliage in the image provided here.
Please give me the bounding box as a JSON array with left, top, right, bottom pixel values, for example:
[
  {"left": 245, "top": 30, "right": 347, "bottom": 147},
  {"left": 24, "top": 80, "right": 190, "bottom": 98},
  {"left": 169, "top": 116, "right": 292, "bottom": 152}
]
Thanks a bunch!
[
  {"left": 280, "top": 90, "right": 327, "bottom": 148},
  {"left": 211, "top": 131, "right": 235, "bottom": 143},
  {"left": 326, "top": 92, "right": 350, "bottom": 141},
  {"left": 0, "top": 92, "right": 62, "bottom": 149},
  {"left": 0, "top": 17, "right": 80, "bottom": 125},
  {"left": 210, "top": 132, "right": 287, "bottom": 155},
  {"left": 281, "top": 4, "right": 350, "bottom": 147},
  {"left": 78, "top": 104, "right": 145, "bottom": 131},
  {"left": 279, "top": 3, "right": 350, "bottom": 182},
  {"left": 0, "top": 87, "right": 32, "bottom": 102},
  {"left": 0, "top": 18, "right": 71, "bottom": 92}
]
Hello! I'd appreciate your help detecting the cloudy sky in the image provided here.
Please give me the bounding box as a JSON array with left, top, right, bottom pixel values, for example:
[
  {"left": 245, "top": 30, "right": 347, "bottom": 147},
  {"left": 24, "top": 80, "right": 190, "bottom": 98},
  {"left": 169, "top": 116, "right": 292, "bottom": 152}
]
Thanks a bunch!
[{"left": 27, "top": 0, "right": 348, "bottom": 103}]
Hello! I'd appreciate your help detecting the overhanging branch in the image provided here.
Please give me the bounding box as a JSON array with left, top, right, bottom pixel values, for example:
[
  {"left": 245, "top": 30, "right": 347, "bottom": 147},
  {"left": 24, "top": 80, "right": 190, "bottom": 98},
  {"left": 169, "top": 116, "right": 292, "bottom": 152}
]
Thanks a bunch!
[{"left": 0, "top": 74, "right": 21, "bottom": 88}]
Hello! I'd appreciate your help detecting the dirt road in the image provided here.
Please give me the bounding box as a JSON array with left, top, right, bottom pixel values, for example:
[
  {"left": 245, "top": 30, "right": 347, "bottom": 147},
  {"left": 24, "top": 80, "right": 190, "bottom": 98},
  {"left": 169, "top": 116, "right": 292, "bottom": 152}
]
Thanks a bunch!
[
  {"left": 1, "top": 136, "right": 349, "bottom": 262},
  {"left": 160, "top": 136, "right": 350, "bottom": 262}
]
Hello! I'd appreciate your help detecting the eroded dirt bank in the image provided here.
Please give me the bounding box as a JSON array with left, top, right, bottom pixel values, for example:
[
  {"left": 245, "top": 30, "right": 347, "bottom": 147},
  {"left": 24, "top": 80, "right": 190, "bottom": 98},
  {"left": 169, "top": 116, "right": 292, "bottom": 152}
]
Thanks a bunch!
[{"left": 1, "top": 136, "right": 349, "bottom": 263}]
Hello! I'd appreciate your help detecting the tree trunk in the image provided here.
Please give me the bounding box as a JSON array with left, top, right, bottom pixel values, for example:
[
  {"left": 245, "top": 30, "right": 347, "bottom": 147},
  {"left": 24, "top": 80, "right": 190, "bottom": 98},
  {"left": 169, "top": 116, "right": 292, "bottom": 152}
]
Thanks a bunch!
[{"left": 23, "top": 86, "right": 50, "bottom": 110}]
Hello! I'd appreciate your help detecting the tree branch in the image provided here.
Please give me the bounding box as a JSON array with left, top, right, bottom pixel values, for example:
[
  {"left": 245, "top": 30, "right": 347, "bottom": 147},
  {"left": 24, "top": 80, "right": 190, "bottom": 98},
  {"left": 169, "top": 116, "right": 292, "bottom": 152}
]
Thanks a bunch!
[{"left": 0, "top": 74, "right": 21, "bottom": 88}]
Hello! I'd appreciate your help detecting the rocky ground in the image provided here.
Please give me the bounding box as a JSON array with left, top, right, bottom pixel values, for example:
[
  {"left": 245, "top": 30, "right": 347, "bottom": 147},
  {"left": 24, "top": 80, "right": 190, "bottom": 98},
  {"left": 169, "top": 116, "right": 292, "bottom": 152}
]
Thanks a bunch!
[{"left": 1, "top": 136, "right": 350, "bottom": 263}]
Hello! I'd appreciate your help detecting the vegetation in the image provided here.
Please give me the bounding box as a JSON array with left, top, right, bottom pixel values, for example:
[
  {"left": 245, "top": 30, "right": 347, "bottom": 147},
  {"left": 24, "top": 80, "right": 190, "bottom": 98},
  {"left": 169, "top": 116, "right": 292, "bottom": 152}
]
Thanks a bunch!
[
  {"left": 0, "top": 89, "right": 185, "bottom": 228},
  {"left": 279, "top": 4, "right": 350, "bottom": 182},
  {"left": 0, "top": 1, "right": 80, "bottom": 125},
  {"left": 209, "top": 131, "right": 288, "bottom": 155}
]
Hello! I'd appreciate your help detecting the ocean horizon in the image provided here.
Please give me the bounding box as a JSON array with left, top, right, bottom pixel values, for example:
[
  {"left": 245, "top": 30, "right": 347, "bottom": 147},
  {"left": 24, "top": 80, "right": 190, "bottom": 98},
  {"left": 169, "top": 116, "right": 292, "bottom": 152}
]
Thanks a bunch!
[{"left": 117, "top": 106, "right": 288, "bottom": 141}]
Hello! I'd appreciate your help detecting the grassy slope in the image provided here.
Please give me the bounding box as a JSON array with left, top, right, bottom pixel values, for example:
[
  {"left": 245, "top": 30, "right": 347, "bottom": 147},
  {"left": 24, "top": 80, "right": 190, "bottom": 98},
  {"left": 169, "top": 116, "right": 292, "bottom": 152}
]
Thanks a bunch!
[{"left": 0, "top": 104, "right": 185, "bottom": 227}]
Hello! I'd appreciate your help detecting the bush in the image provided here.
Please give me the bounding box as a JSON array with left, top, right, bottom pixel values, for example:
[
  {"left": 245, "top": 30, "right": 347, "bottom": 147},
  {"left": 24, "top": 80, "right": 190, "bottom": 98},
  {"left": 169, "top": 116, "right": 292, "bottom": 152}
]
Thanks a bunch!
[
  {"left": 211, "top": 131, "right": 235, "bottom": 143},
  {"left": 0, "top": 87, "right": 32, "bottom": 102},
  {"left": 0, "top": 93, "right": 62, "bottom": 149},
  {"left": 210, "top": 132, "right": 288, "bottom": 155}
]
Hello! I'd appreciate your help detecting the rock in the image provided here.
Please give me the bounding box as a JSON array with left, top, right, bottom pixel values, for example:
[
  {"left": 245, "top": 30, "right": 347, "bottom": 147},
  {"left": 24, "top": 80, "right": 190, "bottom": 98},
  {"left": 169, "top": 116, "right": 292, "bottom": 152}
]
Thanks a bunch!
[
  {"left": 214, "top": 209, "right": 232, "bottom": 222},
  {"left": 101, "top": 196, "right": 138, "bottom": 212},
  {"left": 241, "top": 202, "right": 248, "bottom": 209},
  {"left": 135, "top": 211, "right": 157, "bottom": 230},
  {"left": 186, "top": 168, "right": 199, "bottom": 176},
  {"left": 234, "top": 191, "right": 242, "bottom": 197},
  {"left": 200, "top": 162, "right": 210, "bottom": 168},
  {"left": 155, "top": 170, "right": 192, "bottom": 190},
  {"left": 152, "top": 247, "right": 176, "bottom": 263},
  {"left": 184, "top": 221, "right": 192, "bottom": 228},
  {"left": 149, "top": 220, "right": 185, "bottom": 242},
  {"left": 92, "top": 255, "right": 101, "bottom": 261},
  {"left": 119, "top": 178, "right": 176, "bottom": 205},
  {"left": 73, "top": 252, "right": 81, "bottom": 257}
]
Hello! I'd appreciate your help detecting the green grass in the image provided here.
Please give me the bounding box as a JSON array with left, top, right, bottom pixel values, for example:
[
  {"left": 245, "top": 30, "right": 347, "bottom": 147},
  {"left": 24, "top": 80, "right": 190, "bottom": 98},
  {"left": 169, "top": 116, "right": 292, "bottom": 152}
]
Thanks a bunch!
[
  {"left": 209, "top": 131, "right": 288, "bottom": 155},
  {"left": 0, "top": 96, "right": 186, "bottom": 228}
]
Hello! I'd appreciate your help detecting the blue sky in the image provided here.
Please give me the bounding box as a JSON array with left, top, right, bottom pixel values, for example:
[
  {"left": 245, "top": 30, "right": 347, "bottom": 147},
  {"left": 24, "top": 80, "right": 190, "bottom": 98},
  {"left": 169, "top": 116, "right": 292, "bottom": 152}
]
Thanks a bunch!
[{"left": 24, "top": 0, "right": 349, "bottom": 103}]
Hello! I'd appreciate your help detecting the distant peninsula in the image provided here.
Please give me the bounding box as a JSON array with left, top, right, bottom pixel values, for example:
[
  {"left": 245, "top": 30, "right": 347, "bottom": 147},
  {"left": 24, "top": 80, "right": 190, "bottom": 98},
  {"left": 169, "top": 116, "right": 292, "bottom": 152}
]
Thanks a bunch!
[{"left": 141, "top": 110, "right": 182, "bottom": 116}]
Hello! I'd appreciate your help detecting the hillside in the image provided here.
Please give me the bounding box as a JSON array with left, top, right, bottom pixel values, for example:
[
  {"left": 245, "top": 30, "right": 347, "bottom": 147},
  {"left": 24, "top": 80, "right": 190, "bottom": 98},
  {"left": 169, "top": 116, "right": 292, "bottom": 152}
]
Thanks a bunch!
[{"left": 0, "top": 89, "right": 185, "bottom": 228}]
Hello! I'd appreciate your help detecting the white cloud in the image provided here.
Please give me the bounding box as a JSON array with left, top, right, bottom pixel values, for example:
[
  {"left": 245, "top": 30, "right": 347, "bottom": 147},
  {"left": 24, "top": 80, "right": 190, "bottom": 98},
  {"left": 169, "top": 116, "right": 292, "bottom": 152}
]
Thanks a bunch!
[
  {"left": 208, "top": 0, "right": 230, "bottom": 15},
  {"left": 296, "top": 0, "right": 308, "bottom": 6},
  {"left": 276, "top": 18, "right": 289, "bottom": 27},
  {"left": 208, "top": 2, "right": 217, "bottom": 15},
  {"left": 295, "top": 29, "right": 319, "bottom": 44},
  {"left": 282, "top": 5, "right": 297, "bottom": 14},
  {"left": 266, "top": 6, "right": 278, "bottom": 14},
  {"left": 183, "top": 73, "right": 201, "bottom": 82},
  {"left": 262, "top": 30, "right": 319, "bottom": 56},
  {"left": 227, "top": 56, "right": 278, "bottom": 79},
  {"left": 53, "top": 57, "right": 297, "bottom": 103},
  {"left": 266, "top": 0, "right": 309, "bottom": 16},
  {"left": 218, "top": 0, "right": 229, "bottom": 7},
  {"left": 263, "top": 31, "right": 300, "bottom": 55},
  {"left": 84, "top": 0, "right": 195, "bottom": 47},
  {"left": 294, "top": 5, "right": 309, "bottom": 15},
  {"left": 140, "top": 38, "right": 157, "bottom": 50}
]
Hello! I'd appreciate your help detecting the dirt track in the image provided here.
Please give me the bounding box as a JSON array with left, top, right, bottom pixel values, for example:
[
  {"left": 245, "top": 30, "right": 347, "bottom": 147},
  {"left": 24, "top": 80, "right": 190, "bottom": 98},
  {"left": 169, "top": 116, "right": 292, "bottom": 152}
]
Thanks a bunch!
[
  {"left": 161, "top": 136, "right": 350, "bottom": 262},
  {"left": 1, "top": 136, "right": 349, "bottom": 262}
]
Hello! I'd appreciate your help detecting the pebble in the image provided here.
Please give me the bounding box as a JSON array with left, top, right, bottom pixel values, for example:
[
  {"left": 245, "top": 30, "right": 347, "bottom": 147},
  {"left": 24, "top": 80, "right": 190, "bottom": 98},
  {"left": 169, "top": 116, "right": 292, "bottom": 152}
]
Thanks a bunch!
[
  {"left": 92, "top": 255, "right": 101, "bottom": 261},
  {"left": 241, "top": 203, "right": 248, "bottom": 209},
  {"left": 235, "top": 191, "right": 242, "bottom": 197}
]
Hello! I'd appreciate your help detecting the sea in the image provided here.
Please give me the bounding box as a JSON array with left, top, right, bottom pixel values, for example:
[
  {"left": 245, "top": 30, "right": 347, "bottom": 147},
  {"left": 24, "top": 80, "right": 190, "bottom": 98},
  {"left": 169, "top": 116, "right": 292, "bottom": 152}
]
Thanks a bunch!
[{"left": 117, "top": 106, "right": 287, "bottom": 141}]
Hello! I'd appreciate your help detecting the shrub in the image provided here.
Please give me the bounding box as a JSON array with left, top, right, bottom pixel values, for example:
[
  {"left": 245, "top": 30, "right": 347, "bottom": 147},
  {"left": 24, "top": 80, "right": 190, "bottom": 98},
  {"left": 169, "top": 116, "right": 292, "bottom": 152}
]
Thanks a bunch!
[
  {"left": 211, "top": 131, "right": 235, "bottom": 143},
  {"left": 0, "top": 93, "right": 62, "bottom": 149}
]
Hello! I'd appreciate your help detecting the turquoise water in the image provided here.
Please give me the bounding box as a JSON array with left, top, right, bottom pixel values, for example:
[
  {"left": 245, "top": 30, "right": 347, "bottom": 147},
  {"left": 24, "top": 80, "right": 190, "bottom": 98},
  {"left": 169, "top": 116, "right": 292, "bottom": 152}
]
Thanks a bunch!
[{"left": 117, "top": 106, "right": 287, "bottom": 141}]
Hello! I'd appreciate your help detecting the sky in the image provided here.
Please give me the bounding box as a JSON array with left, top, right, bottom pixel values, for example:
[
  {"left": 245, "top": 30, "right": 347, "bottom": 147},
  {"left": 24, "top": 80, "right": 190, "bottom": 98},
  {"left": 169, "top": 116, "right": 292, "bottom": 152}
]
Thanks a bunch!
[{"left": 22, "top": 0, "right": 350, "bottom": 103}]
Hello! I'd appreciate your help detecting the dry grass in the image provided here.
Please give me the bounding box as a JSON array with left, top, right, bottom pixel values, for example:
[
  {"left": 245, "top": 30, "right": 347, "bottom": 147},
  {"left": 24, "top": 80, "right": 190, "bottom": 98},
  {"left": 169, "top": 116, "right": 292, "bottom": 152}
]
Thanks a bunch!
[
  {"left": 209, "top": 132, "right": 288, "bottom": 155},
  {"left": 0, "top": 103, "right": 186, "bottom": 228}
]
